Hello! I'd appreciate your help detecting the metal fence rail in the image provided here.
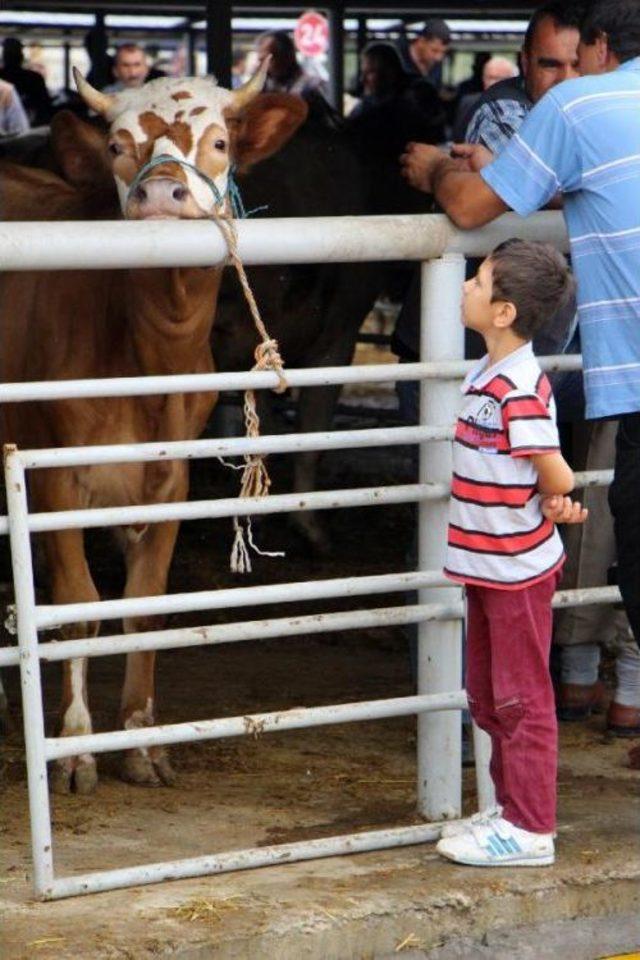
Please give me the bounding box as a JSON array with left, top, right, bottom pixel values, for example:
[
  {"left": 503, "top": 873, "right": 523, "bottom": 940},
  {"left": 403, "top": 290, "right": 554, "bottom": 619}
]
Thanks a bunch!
[{"left": 0, "top": 211, "right": 616, "bottom": 901}]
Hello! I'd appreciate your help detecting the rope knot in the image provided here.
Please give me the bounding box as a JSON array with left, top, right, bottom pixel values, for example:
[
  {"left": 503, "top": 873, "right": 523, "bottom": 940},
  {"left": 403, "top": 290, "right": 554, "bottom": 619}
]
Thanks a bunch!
[{"left": 254, "top": 338, "right": 288, "bottom": 394}]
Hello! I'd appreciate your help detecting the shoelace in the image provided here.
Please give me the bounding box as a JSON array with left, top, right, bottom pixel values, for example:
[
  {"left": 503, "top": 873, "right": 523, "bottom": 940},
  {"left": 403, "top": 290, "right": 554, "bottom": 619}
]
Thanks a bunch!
[{"left": 467, "top": 804, "right": 503, "bottom": 827}]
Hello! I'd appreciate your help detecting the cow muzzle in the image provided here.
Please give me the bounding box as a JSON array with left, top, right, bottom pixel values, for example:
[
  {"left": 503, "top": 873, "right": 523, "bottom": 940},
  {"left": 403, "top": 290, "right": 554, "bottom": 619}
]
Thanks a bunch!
[
  {"left": 128, "top": 176, "right": 196, "bottom": 219},
  {"left": 125, "top": 153, "right": 230, "bottom": 220}
]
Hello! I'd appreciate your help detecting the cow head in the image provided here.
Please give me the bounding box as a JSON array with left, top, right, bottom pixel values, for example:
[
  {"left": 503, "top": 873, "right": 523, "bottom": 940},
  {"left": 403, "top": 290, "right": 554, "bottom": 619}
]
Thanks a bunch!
[{"left": 73, "top": 67, "right": 308, "bottom": 220}]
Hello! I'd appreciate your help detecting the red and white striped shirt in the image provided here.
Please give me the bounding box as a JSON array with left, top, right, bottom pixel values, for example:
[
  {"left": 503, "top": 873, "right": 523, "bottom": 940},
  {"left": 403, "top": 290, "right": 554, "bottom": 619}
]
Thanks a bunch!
[{"left": 444, "top": 342, "right": 564, "bottom": 590}]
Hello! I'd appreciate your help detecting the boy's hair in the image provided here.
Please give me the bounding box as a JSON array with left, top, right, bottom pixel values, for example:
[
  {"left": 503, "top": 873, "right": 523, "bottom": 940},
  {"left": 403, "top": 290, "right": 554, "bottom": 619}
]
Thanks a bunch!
[{"left": 489, "top": 239, "right": 575, "bottom": 340}]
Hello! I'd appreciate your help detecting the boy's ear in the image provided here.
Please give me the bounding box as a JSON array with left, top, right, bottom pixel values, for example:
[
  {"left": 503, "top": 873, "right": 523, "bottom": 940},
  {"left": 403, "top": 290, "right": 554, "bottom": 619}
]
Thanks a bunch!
[{"left": 492, "top": 299, "right": 517, "bottom": 329}]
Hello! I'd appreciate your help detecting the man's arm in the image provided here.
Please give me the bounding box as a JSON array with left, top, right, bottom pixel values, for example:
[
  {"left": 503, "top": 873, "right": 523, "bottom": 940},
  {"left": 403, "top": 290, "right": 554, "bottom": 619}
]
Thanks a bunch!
[
  {"left": 399, "top": 144, "right": 508, "bottom": 228},
  {"left": 402, "top": 90, "right": 580, "bottom": 229}
]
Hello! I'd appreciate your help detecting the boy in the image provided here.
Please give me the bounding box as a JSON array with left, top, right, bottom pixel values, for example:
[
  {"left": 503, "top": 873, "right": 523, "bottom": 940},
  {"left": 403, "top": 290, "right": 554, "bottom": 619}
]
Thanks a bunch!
[{"left": 436, "top": 239, "right": 587, "bottom": 868}]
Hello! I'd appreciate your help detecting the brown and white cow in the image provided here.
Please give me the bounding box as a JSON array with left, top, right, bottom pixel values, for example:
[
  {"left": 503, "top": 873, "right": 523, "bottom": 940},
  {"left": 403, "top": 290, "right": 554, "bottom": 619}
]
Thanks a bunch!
[{"left": 0, "top": 69, "right": 306, "bottom": 794}]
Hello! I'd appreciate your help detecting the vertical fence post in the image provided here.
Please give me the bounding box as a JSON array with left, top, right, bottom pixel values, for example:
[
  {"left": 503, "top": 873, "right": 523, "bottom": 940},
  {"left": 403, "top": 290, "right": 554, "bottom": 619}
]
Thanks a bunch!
[
  {"left": 417, "top": 255, "right": 465, "bottom": 820},
  {"left": 4, "top": 447, "right": 55, "bottom": 898}
]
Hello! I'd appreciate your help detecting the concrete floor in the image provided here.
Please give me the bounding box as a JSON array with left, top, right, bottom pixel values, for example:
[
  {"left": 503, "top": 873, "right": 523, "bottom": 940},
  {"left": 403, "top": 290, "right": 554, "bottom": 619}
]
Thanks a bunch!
[
  {"left": 1, "top": 716, "right": 639, "bottom": 960},
  {"left": 1, "top": 417, "right": 638, "bottom": 959}
]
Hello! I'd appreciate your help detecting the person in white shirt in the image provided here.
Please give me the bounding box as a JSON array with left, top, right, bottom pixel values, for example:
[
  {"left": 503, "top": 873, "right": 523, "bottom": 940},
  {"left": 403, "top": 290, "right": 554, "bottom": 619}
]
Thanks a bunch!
[{"left": 0, "top": 78, "right": 29, "bottom": 137}]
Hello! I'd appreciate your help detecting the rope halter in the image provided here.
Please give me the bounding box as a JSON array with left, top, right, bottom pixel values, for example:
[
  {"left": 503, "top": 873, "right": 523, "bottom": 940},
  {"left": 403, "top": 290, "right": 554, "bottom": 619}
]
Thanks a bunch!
[{"left": 125, "top": 153, "right": 247, "bottom": 219}]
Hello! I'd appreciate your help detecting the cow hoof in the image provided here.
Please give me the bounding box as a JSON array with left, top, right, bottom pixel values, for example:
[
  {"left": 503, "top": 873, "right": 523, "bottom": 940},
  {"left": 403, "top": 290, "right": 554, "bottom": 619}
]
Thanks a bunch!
[
  {"left": 74, "top": 758, "right": 98, "bottom": 795},
  {"left": 50, "top": 757, "right": 98, "bottom": 795},
  {"left": 121, "top": 749, "right": 177, "bottom": 787},
  {"left": 50, "top": 763, "right": 73, "bottom": 795},
  {"left": 121, "top": 751, "right": 160, "bottom": 786},
  {"left": 151, "top": 749, "right": 177, "bottom": 787},
  {"left": 120, "top": 750, "right": 161, "bottom": 787}
]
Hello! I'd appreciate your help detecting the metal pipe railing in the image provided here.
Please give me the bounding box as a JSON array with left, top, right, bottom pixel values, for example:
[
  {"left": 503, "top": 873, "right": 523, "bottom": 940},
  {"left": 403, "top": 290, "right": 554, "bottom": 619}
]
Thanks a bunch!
[
  {"left": 0, "top": 211, "right": 568, "bottom": 272},
  {"left": 2, "top": 208, "right": 611, "bottom": 901}
]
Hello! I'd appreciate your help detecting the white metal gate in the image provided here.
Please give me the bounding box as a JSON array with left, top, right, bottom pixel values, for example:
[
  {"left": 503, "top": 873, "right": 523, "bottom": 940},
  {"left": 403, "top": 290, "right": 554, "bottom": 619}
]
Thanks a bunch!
[{"left": 0, "top": 212, "right": 619, "bottom": 899}]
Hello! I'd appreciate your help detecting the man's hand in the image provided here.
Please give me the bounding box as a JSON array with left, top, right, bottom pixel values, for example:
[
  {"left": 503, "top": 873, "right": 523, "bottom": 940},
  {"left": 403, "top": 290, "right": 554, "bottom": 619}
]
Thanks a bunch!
[
  {"left": 450, "top": 142, "right": 494, "bottom": 172},
  {"left": 0, "top": 79, "right": 15, "bottom": 110},
  {"left": 400, "top": 142, "right": 449, "bottom": 193},
  {"left": 541, "top": 495, "right": 588, "bottom": 525}
]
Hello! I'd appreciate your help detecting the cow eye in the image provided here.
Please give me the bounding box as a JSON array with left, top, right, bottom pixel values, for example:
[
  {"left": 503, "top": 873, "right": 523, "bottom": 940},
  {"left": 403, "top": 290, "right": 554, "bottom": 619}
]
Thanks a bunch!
[
  {"left": 108, "top": 141, "right": 124, "bottom": 157},
  {"left": 213, "top": 139, "right": 226, "bottom": 152}
]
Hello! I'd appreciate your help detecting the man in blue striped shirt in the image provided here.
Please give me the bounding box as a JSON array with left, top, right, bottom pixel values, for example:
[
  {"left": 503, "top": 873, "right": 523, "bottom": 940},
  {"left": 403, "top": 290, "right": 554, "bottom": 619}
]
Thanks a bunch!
[{"left": 401, "top": 0, "right": 640, "bottom": 650}]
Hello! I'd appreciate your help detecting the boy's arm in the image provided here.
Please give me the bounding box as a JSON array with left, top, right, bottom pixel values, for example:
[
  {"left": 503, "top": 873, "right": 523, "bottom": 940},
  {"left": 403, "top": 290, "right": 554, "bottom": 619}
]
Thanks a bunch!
[
  {"left": 531, "top": 451, "right": 574, "bottom": 496},
  {"left": 531, "top": 452, "right": 587, "bottom": 525}
]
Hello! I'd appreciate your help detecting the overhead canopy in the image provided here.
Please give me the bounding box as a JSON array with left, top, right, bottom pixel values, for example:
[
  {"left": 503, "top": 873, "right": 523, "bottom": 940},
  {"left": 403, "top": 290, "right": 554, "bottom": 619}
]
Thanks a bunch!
[{"left": 0, "top": 2, "right": 538, "bottom": 16}]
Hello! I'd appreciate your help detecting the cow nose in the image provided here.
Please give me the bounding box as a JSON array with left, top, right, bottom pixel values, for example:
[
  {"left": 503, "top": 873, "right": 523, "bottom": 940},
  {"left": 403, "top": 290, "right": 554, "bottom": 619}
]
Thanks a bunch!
[{"left": 131, "top": 177, "right": 191, "bottom": 217}]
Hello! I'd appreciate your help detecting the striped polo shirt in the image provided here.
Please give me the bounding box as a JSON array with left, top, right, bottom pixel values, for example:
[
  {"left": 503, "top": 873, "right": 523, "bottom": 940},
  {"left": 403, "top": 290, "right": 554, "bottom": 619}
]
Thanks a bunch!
[
  {"left": 481, "top": 58, "right": 640, "bottom": 420},
  {"left": 445, "top": 343, "right": 564, "bottom": 590}
]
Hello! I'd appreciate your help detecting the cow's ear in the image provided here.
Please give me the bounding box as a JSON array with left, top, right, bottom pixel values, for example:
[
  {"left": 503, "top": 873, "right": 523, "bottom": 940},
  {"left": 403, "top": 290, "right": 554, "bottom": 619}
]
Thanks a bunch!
[
  {"left": 228, "top": 93, "right": 308, "bottom": 171},
  {"left": 51, "top": 110, "right": 110, "bottom": 187}
]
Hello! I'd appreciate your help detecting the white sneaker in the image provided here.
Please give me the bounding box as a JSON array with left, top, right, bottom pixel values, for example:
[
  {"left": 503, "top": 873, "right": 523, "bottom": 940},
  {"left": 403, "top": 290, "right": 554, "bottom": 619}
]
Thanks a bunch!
[
  {"left": 436, "top": 816, "right": 555, "bottom": 867},
  {"left": 440, "top": 804, "right": 503, "bottom": 839}
]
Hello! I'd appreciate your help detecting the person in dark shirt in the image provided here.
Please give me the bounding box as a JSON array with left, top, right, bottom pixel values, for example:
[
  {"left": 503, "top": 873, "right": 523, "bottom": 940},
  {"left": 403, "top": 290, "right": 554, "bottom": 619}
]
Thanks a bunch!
[
  {"left": 255, "top": 30, "right": 329, "bottom": 100},
  {"left": 0, "top": 37, "right": 52, "bottom": 127},
  {"left": 348, "top": 43, "right": 446, "bottom": 158},
  {"left": 396, "top": 18, "right": 451, "bottom": 90}
]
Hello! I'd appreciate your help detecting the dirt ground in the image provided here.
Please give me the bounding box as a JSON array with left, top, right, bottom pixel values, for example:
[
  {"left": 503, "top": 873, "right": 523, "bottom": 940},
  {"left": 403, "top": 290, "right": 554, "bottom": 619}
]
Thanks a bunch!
[{"left": 1, "top": 344, "right": 639, "bottom": 958}]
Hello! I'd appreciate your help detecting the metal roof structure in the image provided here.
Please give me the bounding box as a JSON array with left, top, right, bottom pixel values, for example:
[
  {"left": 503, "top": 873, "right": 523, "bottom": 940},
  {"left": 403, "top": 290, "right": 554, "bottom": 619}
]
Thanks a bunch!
[
  {"left": 0, "top": 2, "right": 538, "bottom": 107},
  {"left": 0, "top": 2, "right": 537, "bottom": 18}
]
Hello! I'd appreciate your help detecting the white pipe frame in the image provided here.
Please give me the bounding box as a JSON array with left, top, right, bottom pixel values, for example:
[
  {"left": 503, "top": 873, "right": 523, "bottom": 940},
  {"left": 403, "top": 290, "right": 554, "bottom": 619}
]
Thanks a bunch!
[{"left": 1, "top": 210, "right": 613, "bottom": 900}]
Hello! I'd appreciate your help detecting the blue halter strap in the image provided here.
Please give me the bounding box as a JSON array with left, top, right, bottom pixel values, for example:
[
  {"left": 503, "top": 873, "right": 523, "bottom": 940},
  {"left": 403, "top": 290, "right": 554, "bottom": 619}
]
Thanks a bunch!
[{"left": 125, "top": 153, "right": 247, "bottom": 219}]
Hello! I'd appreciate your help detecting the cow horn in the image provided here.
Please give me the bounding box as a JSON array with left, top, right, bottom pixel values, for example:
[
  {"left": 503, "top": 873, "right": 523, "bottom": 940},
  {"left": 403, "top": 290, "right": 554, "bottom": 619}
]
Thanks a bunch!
[
  {"left": 231, "top": 57, "right": 270, "bottom": 111},
  {"left": 73, "top": 67, "right": 115, "bottom": 116}
]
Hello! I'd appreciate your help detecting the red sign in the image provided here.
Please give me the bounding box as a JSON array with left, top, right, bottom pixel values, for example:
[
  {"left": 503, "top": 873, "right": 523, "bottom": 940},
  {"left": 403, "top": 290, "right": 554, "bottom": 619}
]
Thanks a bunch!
[{"left": 294, "top": 10, "right": 329, "bottom": 57}]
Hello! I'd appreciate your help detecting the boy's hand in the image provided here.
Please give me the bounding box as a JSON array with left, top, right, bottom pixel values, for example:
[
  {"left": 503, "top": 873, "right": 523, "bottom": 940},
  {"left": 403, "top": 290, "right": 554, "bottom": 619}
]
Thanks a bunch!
[{"left": 541, "top": 495, "right": 588, "bottom": 524}]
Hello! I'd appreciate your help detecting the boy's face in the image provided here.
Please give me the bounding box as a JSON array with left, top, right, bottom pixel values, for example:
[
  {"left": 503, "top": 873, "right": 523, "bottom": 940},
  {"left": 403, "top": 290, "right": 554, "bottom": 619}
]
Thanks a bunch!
[{"left": 462, "top": 257, "right": 501, "bottom": 334}]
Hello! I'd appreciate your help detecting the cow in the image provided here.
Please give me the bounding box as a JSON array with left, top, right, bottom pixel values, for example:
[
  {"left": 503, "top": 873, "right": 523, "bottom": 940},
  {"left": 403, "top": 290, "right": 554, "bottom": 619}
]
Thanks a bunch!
[
  {"left": 1, "top": 98, "right": 429, "bottom": 557},
  {"left": 211, "top": 99, "right": 431, "bottom": 552},
  {"left": 0, "top": 67, "right": 307, "bottom": 794},
  {"left": 212, "top": 102, "right": 383, "bottom": 552}
]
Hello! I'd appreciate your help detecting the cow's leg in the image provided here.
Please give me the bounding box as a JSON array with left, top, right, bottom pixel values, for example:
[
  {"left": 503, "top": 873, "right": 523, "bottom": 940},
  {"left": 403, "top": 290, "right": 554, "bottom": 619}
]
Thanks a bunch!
[
  {"left": 119, "top": 519, "right": 180, "bottom": 787},
  {"left": 290, "top": 383, "right": 342, "bottom": 555},
  {"left": 288, "top": 264, "right": 379, "bottom": 553},
  {"left": 44, "top": 529, "right": 101, "bottom": 796},
  {"left": 0, "top": 672, "right": 9, "bottom": 735}
]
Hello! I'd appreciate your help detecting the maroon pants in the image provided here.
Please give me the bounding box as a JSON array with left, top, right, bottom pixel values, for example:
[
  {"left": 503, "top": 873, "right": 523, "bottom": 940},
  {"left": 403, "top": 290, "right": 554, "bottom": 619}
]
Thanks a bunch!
[{"left": 465, "top": 571, "right": 561, "bottom": 834}]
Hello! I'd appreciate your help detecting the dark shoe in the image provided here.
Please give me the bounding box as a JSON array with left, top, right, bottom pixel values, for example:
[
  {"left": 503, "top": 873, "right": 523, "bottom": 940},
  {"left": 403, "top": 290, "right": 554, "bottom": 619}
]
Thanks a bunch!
[
  {"left": 556, "top": 681, "right": 607, "bottom": 721},
  {"left": 627, "top": 744, "right": 640, "bottom": 768},
  {"left": 606, "top": 701, "right": 640, "bottom": 737}
]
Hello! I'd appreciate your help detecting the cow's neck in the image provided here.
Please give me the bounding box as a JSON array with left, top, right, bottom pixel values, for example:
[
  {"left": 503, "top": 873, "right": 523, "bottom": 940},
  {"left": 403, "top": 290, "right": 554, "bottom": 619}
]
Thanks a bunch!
[{"left": 127, "top": 266, "right": 221, "bottom": 375}]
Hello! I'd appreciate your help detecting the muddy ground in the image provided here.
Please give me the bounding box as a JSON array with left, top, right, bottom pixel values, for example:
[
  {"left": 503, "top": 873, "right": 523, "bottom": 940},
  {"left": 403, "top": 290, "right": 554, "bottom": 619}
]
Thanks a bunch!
[{"left": 1, "top": 347, "right": 639, "bottom": 959}]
